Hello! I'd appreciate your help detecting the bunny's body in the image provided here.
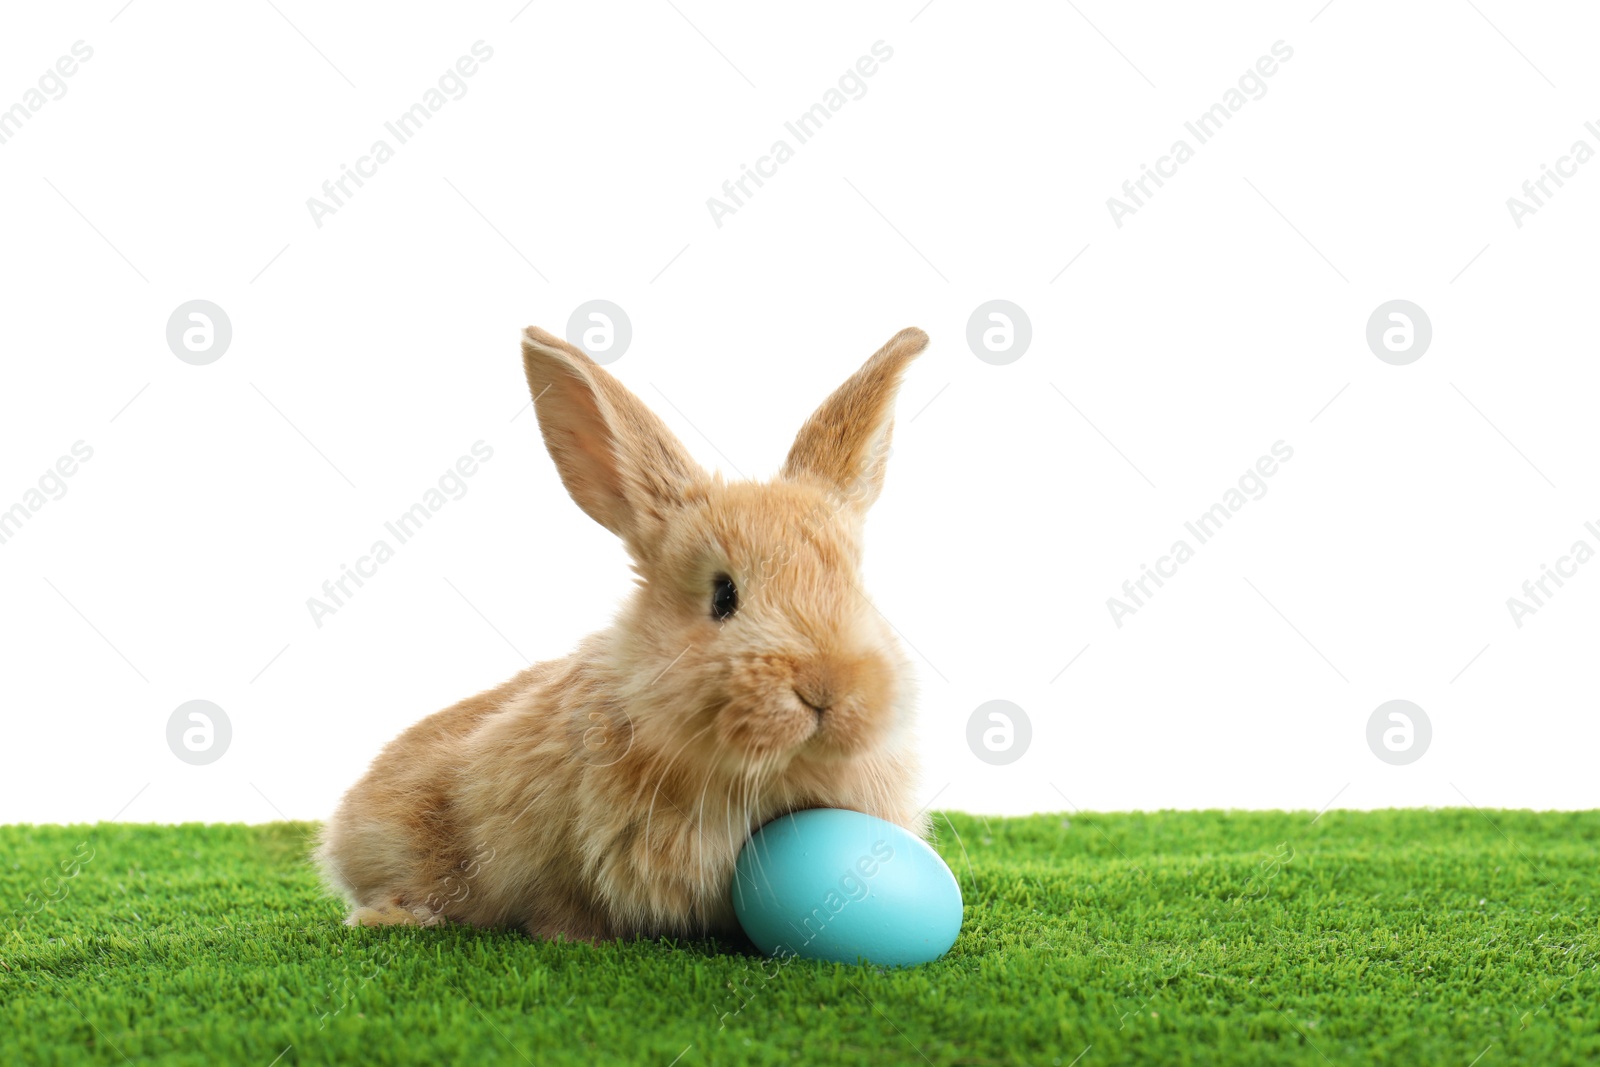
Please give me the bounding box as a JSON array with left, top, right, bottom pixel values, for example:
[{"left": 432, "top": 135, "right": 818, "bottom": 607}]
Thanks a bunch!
[{"left": 317, "top": 326, "right": 932, "bottom": 941}]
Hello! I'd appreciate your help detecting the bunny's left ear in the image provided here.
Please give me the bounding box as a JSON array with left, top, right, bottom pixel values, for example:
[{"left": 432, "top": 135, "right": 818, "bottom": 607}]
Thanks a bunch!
[
  {"left": 521, "top": 326, "right": 705, "bottom": 557},
  {"left": 781, "top": 327, "right": 928, "bottom": 511}
]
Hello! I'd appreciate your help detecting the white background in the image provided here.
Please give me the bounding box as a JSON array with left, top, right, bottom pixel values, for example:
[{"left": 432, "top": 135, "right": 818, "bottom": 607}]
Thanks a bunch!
[{"left": 2, "top": 1, "right": 1596, "bottom": 824}]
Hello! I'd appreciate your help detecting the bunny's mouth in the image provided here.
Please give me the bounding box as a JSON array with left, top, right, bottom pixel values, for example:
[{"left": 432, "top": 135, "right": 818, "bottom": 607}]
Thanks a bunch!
[
  {"left": 713, "top": 663, "right": 890, "bottom": 762},
  {"left": 793, "top": 689, "right": 829, "bottom": 720},
  {"left": 791, "top": 697, "right": 883, "bottom": 762}
]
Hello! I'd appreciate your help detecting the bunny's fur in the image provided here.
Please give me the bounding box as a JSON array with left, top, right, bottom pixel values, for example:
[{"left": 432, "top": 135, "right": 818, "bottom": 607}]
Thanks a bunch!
[{"left": 316, "top": 325, "right": 932, "bottom": 941}]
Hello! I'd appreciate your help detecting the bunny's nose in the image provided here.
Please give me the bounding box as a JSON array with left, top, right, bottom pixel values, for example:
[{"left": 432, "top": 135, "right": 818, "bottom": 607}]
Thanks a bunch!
[{"left": 793, "top": 660, "right": 850, "bottom": 716}]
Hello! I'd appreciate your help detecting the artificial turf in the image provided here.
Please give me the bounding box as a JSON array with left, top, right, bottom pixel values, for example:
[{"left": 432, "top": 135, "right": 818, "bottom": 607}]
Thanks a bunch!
[{"left": 2, "top": 810, "right": 1597, "bottom": 1066}]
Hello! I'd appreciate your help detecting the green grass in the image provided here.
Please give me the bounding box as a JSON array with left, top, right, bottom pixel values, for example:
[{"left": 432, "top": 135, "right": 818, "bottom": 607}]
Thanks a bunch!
[{"left": 3, "top": 811, "right": 1598, "bottom": 1066}]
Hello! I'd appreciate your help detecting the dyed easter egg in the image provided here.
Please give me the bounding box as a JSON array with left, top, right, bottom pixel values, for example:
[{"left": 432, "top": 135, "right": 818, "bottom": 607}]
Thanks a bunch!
[{"left": 731, "top": 808, "right": 962, "bottom": 967}]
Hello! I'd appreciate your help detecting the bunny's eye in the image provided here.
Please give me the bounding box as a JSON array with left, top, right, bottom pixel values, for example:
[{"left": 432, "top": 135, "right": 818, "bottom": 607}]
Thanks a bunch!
[{"left": 711, "top": 574, "right": 739, "bottom": 621}]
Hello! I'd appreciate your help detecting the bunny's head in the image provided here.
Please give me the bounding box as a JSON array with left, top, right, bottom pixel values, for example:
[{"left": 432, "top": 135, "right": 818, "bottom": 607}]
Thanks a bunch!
[{"left": 520, "top": 326, "right": 929, "bottom": 783}]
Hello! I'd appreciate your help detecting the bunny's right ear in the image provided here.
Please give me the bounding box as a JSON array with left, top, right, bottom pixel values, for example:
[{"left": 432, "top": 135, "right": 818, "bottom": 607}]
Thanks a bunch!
[
  {"left": 521, "top": 326, "right": 704, "bottom": 555},
  {"left": 782, "top": 327, "right": 929, "bottom": 512}
]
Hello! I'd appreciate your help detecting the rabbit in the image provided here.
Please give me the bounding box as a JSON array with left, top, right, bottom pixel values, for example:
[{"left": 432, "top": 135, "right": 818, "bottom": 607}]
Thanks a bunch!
[{"left": 315, "top": 324, "right": 933, "bottom": 942}]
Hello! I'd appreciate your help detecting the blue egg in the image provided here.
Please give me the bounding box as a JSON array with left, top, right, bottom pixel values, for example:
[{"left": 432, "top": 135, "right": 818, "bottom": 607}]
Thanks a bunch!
[{"left": 731, "top": 808, "right": 962, "bottom": 967}]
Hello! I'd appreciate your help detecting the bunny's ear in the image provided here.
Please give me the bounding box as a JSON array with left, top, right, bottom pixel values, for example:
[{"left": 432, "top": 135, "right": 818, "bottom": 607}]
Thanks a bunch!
[
  {"left": 521, "top": 326, "right": 704, "bottom": 554},
  {"left": 781, "top": 327, "right": 929, "bottom": 511}
]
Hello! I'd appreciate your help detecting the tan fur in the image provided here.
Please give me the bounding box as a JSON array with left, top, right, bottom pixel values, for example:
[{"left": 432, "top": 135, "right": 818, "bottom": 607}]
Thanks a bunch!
[{"left": 316, "top": 325, "right": 933, "bottom": 941}]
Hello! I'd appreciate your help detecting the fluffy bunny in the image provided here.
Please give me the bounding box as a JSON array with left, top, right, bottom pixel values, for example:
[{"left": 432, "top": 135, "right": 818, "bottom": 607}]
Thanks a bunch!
[{"left": 315, "top": 324, "right": 932, "bottom": 941}]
